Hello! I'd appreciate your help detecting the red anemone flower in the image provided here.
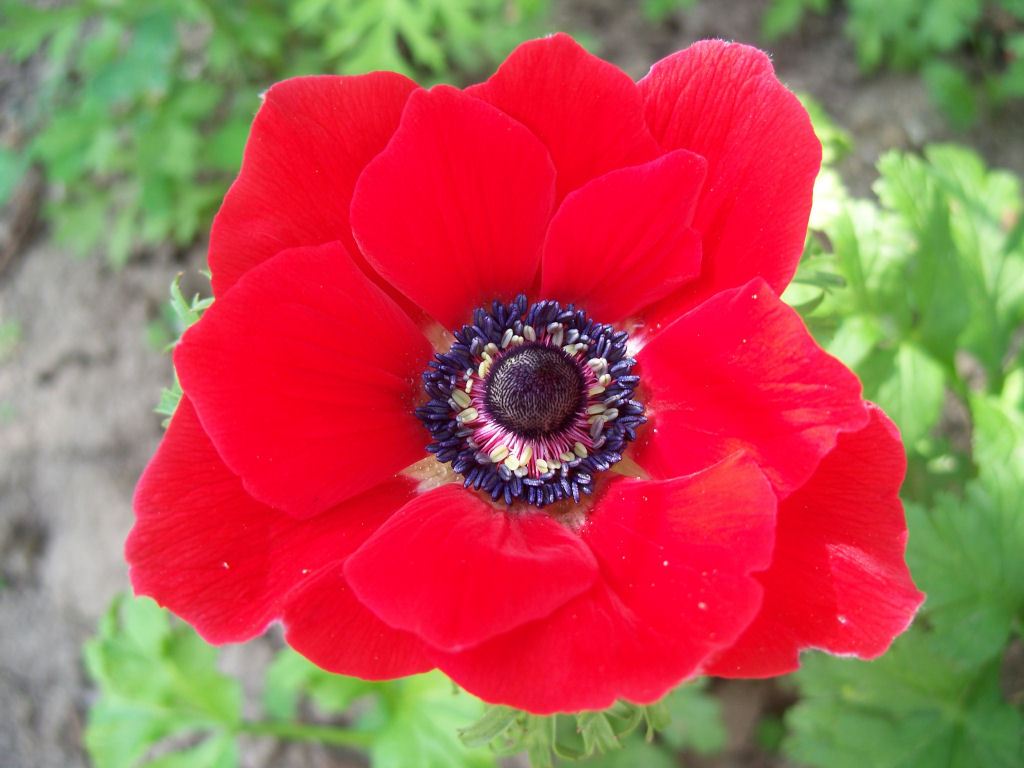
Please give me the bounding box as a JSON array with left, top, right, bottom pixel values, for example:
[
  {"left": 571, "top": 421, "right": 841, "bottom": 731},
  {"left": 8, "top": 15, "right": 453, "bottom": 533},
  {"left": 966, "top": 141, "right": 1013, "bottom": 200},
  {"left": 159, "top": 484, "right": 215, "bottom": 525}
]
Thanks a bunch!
[{"left": 127, "top": 35, "right": 924, "bottom": 714}]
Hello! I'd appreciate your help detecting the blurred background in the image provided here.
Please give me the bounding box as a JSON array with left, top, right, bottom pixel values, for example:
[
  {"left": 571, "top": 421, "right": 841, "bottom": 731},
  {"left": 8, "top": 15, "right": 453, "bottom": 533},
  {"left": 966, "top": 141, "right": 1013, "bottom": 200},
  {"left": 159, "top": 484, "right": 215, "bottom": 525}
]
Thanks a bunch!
[{"left": 1, "top": 1, "right": 1022, "bottom": 767}]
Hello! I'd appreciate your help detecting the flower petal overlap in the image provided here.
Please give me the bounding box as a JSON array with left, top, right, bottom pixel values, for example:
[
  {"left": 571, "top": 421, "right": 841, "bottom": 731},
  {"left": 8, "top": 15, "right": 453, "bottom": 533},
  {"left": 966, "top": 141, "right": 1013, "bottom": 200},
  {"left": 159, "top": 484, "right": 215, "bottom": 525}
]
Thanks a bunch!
[{"left": 128, "top": 34, "right": 923, "bottom": 713}]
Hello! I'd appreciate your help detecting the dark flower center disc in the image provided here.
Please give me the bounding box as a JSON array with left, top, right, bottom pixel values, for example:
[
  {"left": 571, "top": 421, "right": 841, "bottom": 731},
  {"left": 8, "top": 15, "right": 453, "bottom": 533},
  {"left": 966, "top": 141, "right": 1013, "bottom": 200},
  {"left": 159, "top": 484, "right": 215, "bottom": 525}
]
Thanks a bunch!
[{"left": 485, "top": 344, "right": 585, "bottom": 438}]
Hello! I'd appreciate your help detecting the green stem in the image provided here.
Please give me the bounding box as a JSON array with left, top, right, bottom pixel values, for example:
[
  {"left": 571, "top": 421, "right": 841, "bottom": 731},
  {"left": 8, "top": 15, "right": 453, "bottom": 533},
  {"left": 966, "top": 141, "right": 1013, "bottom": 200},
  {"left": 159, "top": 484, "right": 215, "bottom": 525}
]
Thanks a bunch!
[{"left": 236, "top": 720, "right": 374, "bottom": 748}]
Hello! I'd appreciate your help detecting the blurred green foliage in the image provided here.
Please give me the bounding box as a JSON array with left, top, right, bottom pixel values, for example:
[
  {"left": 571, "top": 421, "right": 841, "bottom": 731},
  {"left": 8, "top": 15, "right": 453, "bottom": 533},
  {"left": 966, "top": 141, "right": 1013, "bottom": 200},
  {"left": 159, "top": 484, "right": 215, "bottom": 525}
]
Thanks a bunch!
[
  {"left": 760, "top": 0, "right": 1024, "bottom": 126},
  {"left": 84, "top": 596, "right": 727, "bottom": 767},
  {"left": 0, "top": 0, "right": 548, "bottom": 264},
  {"left": 84, "top": 596, "right": 495, "bottom": 768},
  {"left": 84, "top": 595, "right": 243, "bottom": 768},
  {"left": 640, "top": 0, "right": 697, "bottom": 21}
]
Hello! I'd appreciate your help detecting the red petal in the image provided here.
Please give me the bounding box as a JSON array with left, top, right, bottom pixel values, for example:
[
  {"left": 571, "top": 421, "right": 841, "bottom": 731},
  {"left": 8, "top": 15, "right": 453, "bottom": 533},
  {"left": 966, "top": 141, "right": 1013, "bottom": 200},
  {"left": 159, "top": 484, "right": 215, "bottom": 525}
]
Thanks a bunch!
[
  {"left": 637, "top": 41, "right": 820, "bottom": 321},
  {"left": 706, "top": 406, "right": 924, "bottom": 677},
  {"left": 635, "top": 278, "right": 867, "bottom": 496},
  {"left": 540, "top": 149, "right": 705, "bottom": 323},
  {"left": 283, "top": 565, "right": 434, "bottom": 680},
  {"left": 127, "top": 397, "right": 422, "bottom": 649},
  {"left": 467, "top": 33, "right": 660, "bottom": 202},
  {"left": 175, "top": 242, "right": 433, "bottom": 519},
  {"left": 430, "top": 455, "right": 776, "bottom": 713},
  {"left": 209, "top": 73, "right": 417, "bottom": 297},
  {"left": 344, "top": 484, "right": 599, "bottom": 652},
  {"left": 351, "top": 85, "right": 555, "bottom": 330}
]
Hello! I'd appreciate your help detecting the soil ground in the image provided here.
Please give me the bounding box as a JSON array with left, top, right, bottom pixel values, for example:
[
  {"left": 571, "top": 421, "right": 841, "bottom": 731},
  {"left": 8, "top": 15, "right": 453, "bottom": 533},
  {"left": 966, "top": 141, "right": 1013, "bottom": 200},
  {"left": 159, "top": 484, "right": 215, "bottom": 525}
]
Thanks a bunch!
[{"left": 1, "top": 2, "right": 1022, "bottom": 767}]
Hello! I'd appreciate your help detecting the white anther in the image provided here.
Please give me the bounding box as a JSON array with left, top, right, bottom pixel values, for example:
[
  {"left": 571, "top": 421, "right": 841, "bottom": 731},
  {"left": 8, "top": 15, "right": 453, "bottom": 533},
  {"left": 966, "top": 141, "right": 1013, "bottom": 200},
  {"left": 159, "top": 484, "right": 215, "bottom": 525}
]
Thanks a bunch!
[
  {"left": 547, "top": 323, "right": 564, "bottom": 347},
  {"left": 587, "top": 357, "right": 608, "bottom": 374},
  {"left": 590, "top": 418, "right": 605, "bottom": 440},
  {"left": 588, "top": 385, "right": 606, "bottom": 397},
  {"left": 563, "top": 343, "right": 584, "bottom": 355},
  {"left": 504, "top": 455, "right": 521, "bottom": 471},
  {"left": 602, "top": 408, "right": 620, "bottom": 422},
  {"left": 587, "top": 403, "right": 607, "bottom": 416},
  {"left": 511, "top": 334, "right": 524, "bottom": 346},
  {"left": 451, "top": 389, "right": 471, "bottom": 409},
  {"left": 548, "top": 458, "right": 561, "bottom": 470},
  {"left": 500, "top": 328, "right": 514, "bottom": 348},
  {"left": 519, "top": 444, "right": 533, "bottom": 464},
  {"left": 465, "top": 379, "right": 474, "bottom": 393},
  {"left": 535, "top": 459, "right": 549, "bottom": 474},
  {"left": 560, "top": 451, "right": 575, "bottom": 462},
  {"left": 573, "top": 442, "right": 588, "bottom": 458},
  {"left": 523, "top": 325, "right": 537, "bottom": 341},
  {"left": 514, "top": 466, "right": 528, "bottom": 478},
  {"left": 477, "top": 359, "right": 491, "bottom": 378},
  {"left": 484, "top": 342, "right": 499, "bottom": 357},
  {"left": 598, "top": 373, "right": 611, "bottom": 387},
  {"left": 457, "top": 407, "right": 479, "bottom": 423},
  {"left": 488, "top": 445, "right": 510, "bottom": 463}
]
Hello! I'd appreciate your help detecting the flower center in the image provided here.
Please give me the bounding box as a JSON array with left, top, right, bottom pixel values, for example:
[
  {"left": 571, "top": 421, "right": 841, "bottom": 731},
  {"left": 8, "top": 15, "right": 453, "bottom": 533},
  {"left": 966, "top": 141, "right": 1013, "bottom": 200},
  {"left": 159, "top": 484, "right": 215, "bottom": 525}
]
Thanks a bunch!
[
  {"left": 415, "top": 295, "right": 645, "bottom": 508},
  {"left": 485, "top": 344, "right": 584, "bottom": 437}
]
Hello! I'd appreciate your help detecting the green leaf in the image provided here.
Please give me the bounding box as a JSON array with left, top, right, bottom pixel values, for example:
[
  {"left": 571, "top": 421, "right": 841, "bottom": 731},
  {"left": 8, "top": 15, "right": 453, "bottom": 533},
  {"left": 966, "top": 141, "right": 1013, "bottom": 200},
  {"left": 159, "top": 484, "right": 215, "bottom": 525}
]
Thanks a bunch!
[
  {"left": 658, "top": 680, "right": 726, "bottom": 755},
  {"left": 923, "top": 59, "right": 976, "bottom": 128},
  {"left": 576, "top": 711, "right": 621, "bottom": 755},
  {"left": 762, "top": 0, "right": 831, "bottom": 40},
  {"left": 919, "top": 145, "right": 1024, "bottom": 384},
  {"left": 155, "top": 378, "right": 183, "bottom": 426},
  {"left": 369, "top": 672, "right": 495, "bottom": 768},
  {"left": 83, "top": 595, "right": 242, "bottom": 768},
  {"left": 785, "top": 631, "right": 1024, "bottom": 768},
  {"left": 85, "top": 697, "right": 201, "bottom": 768},
  {"left": 89, "top": 10, "right": 178, "bottom": 106},
  {"left": 642, "top": 0, "right": 697, "bottom": 21},
  {"left": 167, "top": 275, "right": 213, "bottom": 334},
  {"left": 905, "top": 483, "right": 1024, "bottom": 665},
  {"left": 0, "top": 4, "right": 83, "bottom": 61},
  {"left": 139, "top": 734, "right": 238, "bottom": 768},
  {"left": 826, "top": 314, "right": 884, "bottom": 371},
  {"left": 458, "top": 705, "right": 521, "bottom": 748},
  {"left": 900, "top": 386, "right": 1024, "bottom": 664},
  {"left": 971, "top": 377, "right": 1024, "bottom": 490},
  {"left": 871, "top": 342, "right": 946, "bottom": 447},
  {"left": 875, "top": 151, "right": 971, "bottom": 361},
  {"left": 261, "top": 649, "right": 310, "bottom": 721}
]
